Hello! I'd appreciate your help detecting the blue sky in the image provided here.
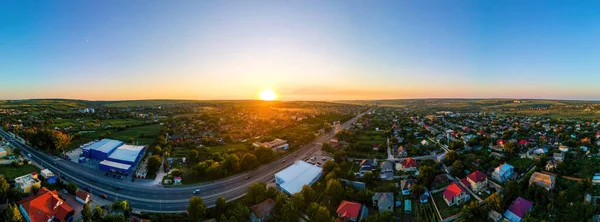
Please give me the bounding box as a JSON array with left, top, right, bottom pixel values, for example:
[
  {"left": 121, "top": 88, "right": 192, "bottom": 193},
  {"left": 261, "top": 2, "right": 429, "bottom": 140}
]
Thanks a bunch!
[{"left": 1, "top": 0, "right": 599, "bottom": 100}]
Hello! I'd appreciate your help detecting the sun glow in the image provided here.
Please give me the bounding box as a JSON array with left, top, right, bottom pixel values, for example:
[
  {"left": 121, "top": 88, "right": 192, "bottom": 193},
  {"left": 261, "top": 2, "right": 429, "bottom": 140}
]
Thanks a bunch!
[{"left": 259, "top": 89, "right": 278, "bottom": 101}]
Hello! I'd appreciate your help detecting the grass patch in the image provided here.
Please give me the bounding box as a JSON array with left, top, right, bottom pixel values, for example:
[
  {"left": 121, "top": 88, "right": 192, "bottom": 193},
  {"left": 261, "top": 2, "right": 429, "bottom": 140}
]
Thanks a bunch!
[
  {"left": 507, "top": 157, "right": 533, "bottom": 172},
  {"left": 0, "top": 164, "right": 41, "bottom": 182},
  {"left": 208, "top": 143, "right": 249, "bottom": 154}
]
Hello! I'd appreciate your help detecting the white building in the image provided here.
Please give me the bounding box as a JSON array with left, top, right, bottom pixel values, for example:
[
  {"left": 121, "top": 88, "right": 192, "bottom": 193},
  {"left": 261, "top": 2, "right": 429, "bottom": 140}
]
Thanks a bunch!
[
  {"left": 275, "top": 161, "right": 322, "bottom": 195},
  {"left": 40, "top": 169, "right": 54, "bottom": 179}
]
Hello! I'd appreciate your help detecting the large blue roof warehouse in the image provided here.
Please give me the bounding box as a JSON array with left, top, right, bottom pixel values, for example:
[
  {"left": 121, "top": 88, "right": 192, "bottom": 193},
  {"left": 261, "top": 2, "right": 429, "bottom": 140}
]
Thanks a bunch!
[{"left": 82, "top": 139, "right": 145, "bottom": 174}]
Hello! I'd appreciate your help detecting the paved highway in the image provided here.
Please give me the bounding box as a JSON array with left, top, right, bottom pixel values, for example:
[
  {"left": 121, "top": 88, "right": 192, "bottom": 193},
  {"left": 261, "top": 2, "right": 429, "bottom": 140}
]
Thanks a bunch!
[{"left": 0, "top": 110, "right": 368, "bottom": 212}]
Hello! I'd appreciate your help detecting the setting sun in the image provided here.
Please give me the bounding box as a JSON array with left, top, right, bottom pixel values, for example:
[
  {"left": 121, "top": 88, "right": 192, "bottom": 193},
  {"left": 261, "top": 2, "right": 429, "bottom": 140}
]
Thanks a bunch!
[{"left": 259, "top": 89, "right": 278, "bottom": 101}]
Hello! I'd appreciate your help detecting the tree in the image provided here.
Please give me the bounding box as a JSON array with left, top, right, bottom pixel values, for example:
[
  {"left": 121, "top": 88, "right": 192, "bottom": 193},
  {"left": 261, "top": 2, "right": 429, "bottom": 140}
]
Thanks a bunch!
[
  {"left": 187, "top": 150, "right": 200, "bottom": 165},
  {"left": 300, "top": 185, "right": 316, "bottom": 203},
  {"left": 254, "top": 146, "right": 274, "bottom": 164},
  {"left": 215, "top": 197, "right": 227, "bottom": 216},
  {"left": 411, "top": 184, "right": 425, "bottom": 198},
  {"left": 30, "top": 185, "right": 40, "bottom": 195},
  {"left": 223, "top": 154, "right": 240, "bottom": 174},
  {"left": 322, "top": 160, "right": 335, "bottom": 174},
  {"left": 81, "top": 203, "right": 92, "bottom": 222},
  {"left": 206, "top": 162, "right": 224, "bottom": 179},
  {"left": 445, "top": 150, "right": 457, "bottom": 165},
  {"left": 93, "top": 205, "right": 103, "bottom": 219},
  {"left": 279, "top": 201, "right": 298, "bottom": 222},
  {"left": 0, "top": 176, "right": 9, "bottom": 198},
  {"left": 313, "top": 204, "right": 333, "bottom": 222},
  {"left": 416, "top": 166, "right": 435, "bottom": 188},
  {"left": 4, "top": 204, "right": 23, "bottom": 222},
  {"left": 504, "top": 142, "right": 518, "bottom": 155},
  {"left": 187, "top": 196, "right": 207, "bottom": 221},
  {"left": 241, "top": 153, "right": 259, "bottom": 170},
  {"left": 154, "top": 146, "right": 163, "bottom": 155},
  {"left": 325, "top": 179, "right": 345, "bottom": 205},
  {"left": 246, "top": 182, "right": 267, "bottom": 205},
  {"left": 101, "top": 213, "right": 127, "bottom": 222},
  {"left": 290, "top": 193, "right": 305, "bottom": 211},
  {"left": 485, "top": 193, "right": 503, "bottom": 212},
  {"left": 147, "top": 155, "right": 162, "bottom": 175},
  {"left": 362, "top": 171, "right": 374, "bottom": 186},
  {"left": 66, "top": 181, "right": 78, "bottom": 194}
]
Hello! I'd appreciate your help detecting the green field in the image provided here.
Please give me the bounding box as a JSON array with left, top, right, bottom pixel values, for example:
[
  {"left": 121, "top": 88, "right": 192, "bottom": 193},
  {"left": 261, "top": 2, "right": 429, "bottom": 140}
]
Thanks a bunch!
[
  {"left": 0, "top": 164, "right": 41, "bottom": 182},
  {"left": 416, "top": 203, "right": 440, "bottom": 222},
  {"left": 108, "top": 124, "right": 162, "bottom": 145}
]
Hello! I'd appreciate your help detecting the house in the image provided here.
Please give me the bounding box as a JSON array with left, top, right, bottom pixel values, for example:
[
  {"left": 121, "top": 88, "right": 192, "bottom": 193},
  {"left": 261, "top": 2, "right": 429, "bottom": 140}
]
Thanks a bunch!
[
  {"left": 250, "top": 198, "right": 275, "bottom": 222},
  {"left": 559, "top": 145, "right": 569, "bottom": 152},
  {"left": 503, "top": 197, "right": 533, "bottom": 222},
  {"left": 397, "top": 146, "right": 407, "bottom": 157},
  {"left": 528, "top": 172, "right": 556, "bottom": 191},
  {"left": 581, "top": 146, "right": 589, "bottom": 152},
  {"left": 593, "top": 173, "right": 600, "bottom": 185},
  {"left": 518, "top": 140, "right": 528, "bottom": 146},
  {"left": 174, "top": 176, "right": 182, "bottom": 184},
  {"left": 379, "top": 161, "right": 394, "bottom": 181},
  {"left": 442, "top": 182, "right": 470, "bottom": 206},
  {"left": 253, "top": 139, "right": 289, "bottom": 152},
  {"left": 75, "top": 189, "right": 90, "bottom": 204},
  {"left": 553, "top": 152, "right": 565, "bottom": 162},
  {"left": 14, "top": 173, "right": 41, "bottom": 194},
  {"left": 336, "top": 201, "right": 362, "bottom": 222},
  {"left": 492, "top": 163, "right": 514, "bottom": 183},
  {"left": 397, "top": 157, "right": 418, "bottom": 172},
  {"left": 421, "top": 140, "right": 429, "bottom": 146},
  {"left": 0, "top": 147, "right": 6, "bottom": 158},
  {"left": 488, "top": 210, "right": 504, "bottom": 222},
  {"left": 372, "top": 144, "right": 380, "bottom": 151},
  {"left": 400, "top": 179, "right": 416, "bottom": 195},
  {"left": 359, "top": 159, "right": 375, "bottom": 174},
  {"left": 372, "top": 192, "right": 394, "bottom": 213},
  {"left": 465, "top": 171, "right": 488, "bottom": 191},
  {"left": 40, "top": 169, "right": 54, "bottom": 179},
  {"left": 18, "top": 187, "right": 74, "bottom": 222},
  {"left": 545, "top": 160, "right": 558, "bottom": 171}
]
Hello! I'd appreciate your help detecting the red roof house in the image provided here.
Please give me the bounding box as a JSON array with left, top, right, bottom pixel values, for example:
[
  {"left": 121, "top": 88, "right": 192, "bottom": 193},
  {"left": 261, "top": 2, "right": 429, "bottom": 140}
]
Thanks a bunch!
[
  {"left": 518, "top": 140, "right": 528, "bottom": 146},
  {"left": 336, "top": 200, "right": 362, "bottom": 221},
  {"left": 465, "top": 171, "right": 488, "bottom": 191},
  {"left": 442, "top": 183, "right": 470, "bottom": 206},
  {"left": 400, "top": 158, "right": 418, "bottom": 171},
  {"left": 18, "top": 187, "right": 74, "bottom": 222}
]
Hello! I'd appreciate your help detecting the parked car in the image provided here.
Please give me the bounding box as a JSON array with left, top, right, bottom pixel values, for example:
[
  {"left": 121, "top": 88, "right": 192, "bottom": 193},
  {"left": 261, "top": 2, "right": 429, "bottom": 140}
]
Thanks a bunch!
[
  {"left": 61, "top": 189, "right": 68, "bottom": 194},
  {"left": 100, "top": 194, "right": 108, "bottom": 199}
]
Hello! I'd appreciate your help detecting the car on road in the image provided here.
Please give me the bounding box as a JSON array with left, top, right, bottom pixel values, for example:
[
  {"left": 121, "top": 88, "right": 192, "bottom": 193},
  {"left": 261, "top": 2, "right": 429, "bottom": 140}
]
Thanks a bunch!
[
  {"left": 293, "top": 153, "right": 297, "bottom": 157},
  {"left": 89, "top": 179, "right": 96, "bottom": 182},
  {"left": 244, "top": 176, "right": 250, "bottom": 180},
  {"left": 27, "top": 153, "right": 31, "bottom": 158},
  {"left": 100, "top": 194, "right": 108, "bottom": 199},
  {"left": 115, "top": 186, "right": 122, "bottom": 190},
  {"left": 281, "top": 159, "right": 286, "bottom": 163},
  {"left": 84, "top": 187, "right": 91, "bottom": 192},
  {"left": 310, "top": 157, "right": 316, "bottom": 160},
  {"left": 193, "top": 189, "right": 200, "bottom": 194}
]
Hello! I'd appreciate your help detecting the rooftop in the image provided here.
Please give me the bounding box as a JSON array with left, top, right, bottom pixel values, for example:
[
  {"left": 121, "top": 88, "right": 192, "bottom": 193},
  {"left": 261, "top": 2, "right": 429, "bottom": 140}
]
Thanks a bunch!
[
  {"left": 15, "top": 173, "right": 40, "bottom": 188},
  {"left": 275, "top": 161, "right": 322, "bottom": 195},
  {"left": 108, "top": 144, "right": 145, "bottom": 163},
  {"left": 85, "top": 139, "right": 123, "bottom": 154},
  {"left": 99, "top": 160, "right": 131, "bottom": 170}
]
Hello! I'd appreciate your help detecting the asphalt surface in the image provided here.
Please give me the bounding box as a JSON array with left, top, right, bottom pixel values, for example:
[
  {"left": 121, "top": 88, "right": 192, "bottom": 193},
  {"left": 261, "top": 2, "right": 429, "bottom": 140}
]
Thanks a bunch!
[{"left": 0, "top": 111, "right": 367, "bottom": 212}]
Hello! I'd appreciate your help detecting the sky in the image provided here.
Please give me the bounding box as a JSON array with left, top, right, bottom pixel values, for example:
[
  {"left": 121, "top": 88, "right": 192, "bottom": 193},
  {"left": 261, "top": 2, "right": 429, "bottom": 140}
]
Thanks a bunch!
[{"left": 1, "top": 0, "right": 600, "bottom": 101}]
